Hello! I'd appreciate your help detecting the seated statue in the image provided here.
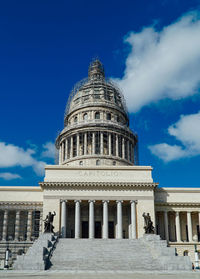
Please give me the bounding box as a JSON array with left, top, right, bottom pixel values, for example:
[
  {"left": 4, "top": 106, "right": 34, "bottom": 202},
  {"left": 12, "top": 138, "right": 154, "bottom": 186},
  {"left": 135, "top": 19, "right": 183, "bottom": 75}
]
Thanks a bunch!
[
  {"left": 44, "top": 211, "right": 56, "bottom": 233},
  {"left": 142, "top": 212, "right": 155, "bottom": 234}
]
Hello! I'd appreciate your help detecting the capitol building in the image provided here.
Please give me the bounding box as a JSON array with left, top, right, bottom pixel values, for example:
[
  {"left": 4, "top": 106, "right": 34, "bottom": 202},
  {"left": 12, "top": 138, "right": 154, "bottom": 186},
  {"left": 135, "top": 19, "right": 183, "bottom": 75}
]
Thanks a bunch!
[{"left": 0, "top": 60, "right": 200, "bottom": 268}]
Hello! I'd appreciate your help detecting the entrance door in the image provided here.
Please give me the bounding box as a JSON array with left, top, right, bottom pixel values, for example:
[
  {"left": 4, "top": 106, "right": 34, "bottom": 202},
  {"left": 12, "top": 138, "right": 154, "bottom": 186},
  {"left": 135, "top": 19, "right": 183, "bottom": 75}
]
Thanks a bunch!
[
  {"left": 109, "top": 221, "right": 114, "bottom": 238},
  {"left": 95, "top": 221, "right": 101, "bottom": 238},
  {"left": 82, "top": 221, "right": 88, "bottom": 238}
]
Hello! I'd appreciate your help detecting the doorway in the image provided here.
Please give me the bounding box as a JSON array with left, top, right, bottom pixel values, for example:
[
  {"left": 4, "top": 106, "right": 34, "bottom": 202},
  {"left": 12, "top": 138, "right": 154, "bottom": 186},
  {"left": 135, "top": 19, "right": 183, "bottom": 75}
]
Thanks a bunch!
[
  {"left": 95, "top": 221, "right": 101, "bottom": 238},
  {"left": 82, "top": 221, "right": 88, "bottom": 238},
  {"left": 109, "top": 221, "right": 114, "bottom": 238}
]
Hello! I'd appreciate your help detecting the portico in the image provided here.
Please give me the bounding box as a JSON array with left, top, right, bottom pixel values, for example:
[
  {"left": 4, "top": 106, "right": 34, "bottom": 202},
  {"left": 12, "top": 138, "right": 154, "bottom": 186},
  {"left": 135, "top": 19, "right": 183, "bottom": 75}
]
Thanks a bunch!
[{"left": 60, "top": 199, "right": 137, "bottom": 239}]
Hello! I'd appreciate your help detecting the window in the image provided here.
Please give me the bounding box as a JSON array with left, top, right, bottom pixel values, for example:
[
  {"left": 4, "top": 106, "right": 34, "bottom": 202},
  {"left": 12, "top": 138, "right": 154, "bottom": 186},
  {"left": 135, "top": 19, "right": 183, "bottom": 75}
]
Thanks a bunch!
[
  {"left": 79, "top": 161, "right": 83, "bottom": 166},
  {"left": 74, "top": 116, "right": 78, "bottom": 123},
  {"left": 95, "top": 112, "right": 100, "bottom": 120},
  {"left": 83, "top": 113, "right": 88, "bottom": 121},
  {"left": 96, "top": 159, "right": 100, "bottom": 166},
  {"left": 113, "top": 161, "right": 116, "bottom": 166},
  {"left": 116, "top": 116, "right": 120, "bottom": 122},
  {"left": 107, "top": 113, "right": 111, "bottom": 120}
]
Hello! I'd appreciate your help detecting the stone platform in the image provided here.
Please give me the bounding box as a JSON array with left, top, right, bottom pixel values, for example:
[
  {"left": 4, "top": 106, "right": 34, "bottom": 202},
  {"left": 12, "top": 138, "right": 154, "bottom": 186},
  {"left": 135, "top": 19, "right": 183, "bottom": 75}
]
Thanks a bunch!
[{"left": 0, "top": 270, "right": 200, "bottom": 279}]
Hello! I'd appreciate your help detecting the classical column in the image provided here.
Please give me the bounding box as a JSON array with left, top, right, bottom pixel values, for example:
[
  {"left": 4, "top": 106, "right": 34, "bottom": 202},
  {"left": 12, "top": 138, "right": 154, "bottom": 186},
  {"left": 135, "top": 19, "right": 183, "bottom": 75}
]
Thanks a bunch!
[
  {"left": 130, "top": 143, "right": 133, "bottom": 162},
  {"left": 131, "top": 144, "right": 134, "bottom": 163},
  {"left": 60, "top": 142, "right": 63, "bottom": 163},
  {"left": 59, "top": 145, "right": 62, "bottom": 164},
  {"left": 108, "top": 133, "right": 111, "bottom": 155},
  {"left": 75, "top": 200, "right": 81, "bottom": 239},
  {"left": 77, "top": 134, "right": 80, "bottom": 157},
  {"left": 130, "top": 201, "right": 136, "bottom": 239},
  {"left": 116, "top": 201, "right": 123, "bottom": 239},
  {"left": 187, "top": 211, "right": 193, "bottom": 242},
  {"left": 14, "top": 211, "right": 20, "bottom": 241},
  {"left": 92, "top": 133, "right": 95, "bottom": 154},
  {"left": 27, "top": 210, "right": 32, "bottom": 241},
  {"left": 65, "top": 139, "right": 68, "bottom": 160},
  {"left": 2, "top": 210, "right": 8, "bottom": 241},
  {"left": 103, "top": 200, "right": 109, "bottom": 239},
  {"left": 70, "top": 136, "right": 73, "bottom": 158},
  {"left": 116, "top": 134, "right": 119, "bottom": 157},
  {"left": 89, "top": 200, "right": 95, "bottom": 239},
  {"left": 39, "top": 211, "right": 43, "bottom": 235},
  {"left": 100, "top": 132, "right": 103, "bottom": 155},
  {"left": 122, "top": 138, "right": 125, "bottom": 159},
  {"left": 91, "top": 110, "right": 94, "bottom": 120},
  {"left": 84, "top": 132, "right": 87, "bottom": 155},
  {"left": 61, "top": 200, "right": 67, "bottom": 238},
  {"left": 164, "top": 211, "right": 169, "bottom": 241},
  {"left": 127, "top": 140, "right": 129, "bottom": 161},
  {"left": 198, "top": 212, "right": 200, "bottom": 240},
  {"left": 175, "top": 211, "right": 181, "bottom": 242},
  {"left": 62, "top": 141, "right": 65, "bottom": 161}
]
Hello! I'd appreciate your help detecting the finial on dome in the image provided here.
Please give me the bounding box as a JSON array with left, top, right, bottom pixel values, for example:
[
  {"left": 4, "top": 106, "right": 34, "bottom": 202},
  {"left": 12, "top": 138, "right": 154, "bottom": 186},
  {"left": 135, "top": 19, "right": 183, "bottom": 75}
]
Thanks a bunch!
[{"left": 88, "top": 59, "right": 105, "bottom": 80}]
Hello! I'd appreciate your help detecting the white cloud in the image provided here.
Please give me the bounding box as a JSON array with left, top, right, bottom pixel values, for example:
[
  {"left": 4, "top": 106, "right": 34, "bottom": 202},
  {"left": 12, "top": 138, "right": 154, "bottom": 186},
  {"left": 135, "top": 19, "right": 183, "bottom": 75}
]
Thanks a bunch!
[
  {"left": 0, "top": 141, "right": 46, "bottom": 176},
  {"left": 149, "top": 143, "right": 187, "bottom": 162},
  {"left": 114, "top": 11, "right": 200, "bottom": 112},
  {"left": 149, "top": 111, "right": 200, "bottom": 162},
  {"left": 0, "top": 172, "right": 22, "bottom": 180},
  {"left": 168, "top": 111, "right": 200, "bottom": 153},
  {"left": 41, "top": 142, "right": 55, "bottom": 158}
]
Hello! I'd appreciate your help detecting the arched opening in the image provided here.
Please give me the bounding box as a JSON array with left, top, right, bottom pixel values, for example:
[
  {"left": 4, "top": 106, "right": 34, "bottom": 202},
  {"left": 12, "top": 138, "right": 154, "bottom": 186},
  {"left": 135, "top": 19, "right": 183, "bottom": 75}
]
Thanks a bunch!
[
  {"left": 107, "top": 113, "right": 111, "bottom": 120},
  {"left": 183, "top": 250, "right": 189, "bottom": 256},
  {"left": 96, "top": 159, "right": 100, "bottom": 166},
  {"left": 83, "top": 113, "right": 88, "bottom": 121},
  {"left": 95, "top": 112, "right": 100, "bottom": 120}
]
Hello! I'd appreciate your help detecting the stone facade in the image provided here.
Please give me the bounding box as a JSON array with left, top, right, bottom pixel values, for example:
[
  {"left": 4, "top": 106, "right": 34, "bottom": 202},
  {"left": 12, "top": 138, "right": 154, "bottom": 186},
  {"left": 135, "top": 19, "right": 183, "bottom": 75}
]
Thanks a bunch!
[{"left": 0, "top": 60, "right": 199, "bottom": 268}]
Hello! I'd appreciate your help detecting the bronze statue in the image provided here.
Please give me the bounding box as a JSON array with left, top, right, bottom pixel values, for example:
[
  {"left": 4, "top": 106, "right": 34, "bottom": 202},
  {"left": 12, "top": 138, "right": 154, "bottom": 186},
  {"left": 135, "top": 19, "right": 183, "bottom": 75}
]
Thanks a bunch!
[
  {"left": 44, "top": 211, "right": 56, "bottom": 233},
  {"left": 142, "top": 212, "right": 155, "bottom": 234}
]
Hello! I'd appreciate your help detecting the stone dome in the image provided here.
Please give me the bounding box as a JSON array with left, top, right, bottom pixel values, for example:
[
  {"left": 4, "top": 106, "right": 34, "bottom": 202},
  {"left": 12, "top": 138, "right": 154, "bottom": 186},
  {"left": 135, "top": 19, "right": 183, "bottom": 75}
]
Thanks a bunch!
[
  {"left": 56, "top": 59, "right": 138, "bottom": 167},
  {"left": 64, "top": 59, "right": 128, "bottom": 126}
]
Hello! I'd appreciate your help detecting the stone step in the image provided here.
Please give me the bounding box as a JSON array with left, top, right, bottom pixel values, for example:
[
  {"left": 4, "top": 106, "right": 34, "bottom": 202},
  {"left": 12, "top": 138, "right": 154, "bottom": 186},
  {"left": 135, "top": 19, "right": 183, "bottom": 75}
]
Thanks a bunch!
[{"left": 49, "top": 235, "right": 192, "bottom": 271}]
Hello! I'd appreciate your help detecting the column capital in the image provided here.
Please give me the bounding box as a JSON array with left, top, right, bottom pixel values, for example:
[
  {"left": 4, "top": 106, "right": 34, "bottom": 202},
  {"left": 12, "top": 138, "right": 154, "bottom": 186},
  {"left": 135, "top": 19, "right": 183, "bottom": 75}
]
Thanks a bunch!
[
  {"left": 102, "top": 200, "right": 109, "bottom": 203},
  {"left": 61, "top": 199, "right": 67, "bottom": 203},
  {"left": 130, "top": 200, "right": 137, "bottom": 204},
  {"left": 74, "top": 200, "right": 81, "bottom": 203},
  {"left": 89, "top": 200, "right": 95, "bottom": 203},
  {"left": 116, "top": 200, "right": 123, "bottom": 204}
]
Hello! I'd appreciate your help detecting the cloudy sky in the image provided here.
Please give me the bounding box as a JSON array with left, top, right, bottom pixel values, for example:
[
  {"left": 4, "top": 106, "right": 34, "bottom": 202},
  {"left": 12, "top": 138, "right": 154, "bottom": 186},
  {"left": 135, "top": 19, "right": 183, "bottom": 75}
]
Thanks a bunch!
[{"left": 0, "top": 0, "right": 200, "bottom": 187}]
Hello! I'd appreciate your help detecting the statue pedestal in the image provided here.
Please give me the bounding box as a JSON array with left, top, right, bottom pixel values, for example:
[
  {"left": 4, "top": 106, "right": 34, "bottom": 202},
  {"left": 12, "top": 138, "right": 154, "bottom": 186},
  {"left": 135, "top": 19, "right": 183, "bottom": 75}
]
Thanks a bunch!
[{"left": 14, "top": 233, "right": 58, "bottom": 270}]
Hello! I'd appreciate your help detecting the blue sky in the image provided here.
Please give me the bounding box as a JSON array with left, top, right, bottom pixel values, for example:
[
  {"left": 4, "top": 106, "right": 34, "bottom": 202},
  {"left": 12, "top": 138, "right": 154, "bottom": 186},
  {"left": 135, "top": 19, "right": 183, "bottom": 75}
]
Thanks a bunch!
[{"left": 0, "top": 0, "right": 200, "bottom": 187}]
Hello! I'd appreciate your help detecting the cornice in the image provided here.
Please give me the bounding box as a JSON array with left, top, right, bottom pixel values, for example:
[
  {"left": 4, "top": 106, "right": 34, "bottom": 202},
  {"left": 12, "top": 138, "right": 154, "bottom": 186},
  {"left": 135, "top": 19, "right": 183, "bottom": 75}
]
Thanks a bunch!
[
  {"left": 155, "top": 187, "right": 200, "bottom": 193},
  {"left": 155, "top": 202, "right": 200, "bottom": 207},
  {"left": 0, "top": 201, "right": 43, "bottom": 210},
  {"left": 44, "top": 165, "right": 153, "bottom": 171},
  {"left": 0, "top": 186, "right": 42, "bottom": 192},
  {"left": 40, "top": 181, "right": 157, "bottom": 191}
]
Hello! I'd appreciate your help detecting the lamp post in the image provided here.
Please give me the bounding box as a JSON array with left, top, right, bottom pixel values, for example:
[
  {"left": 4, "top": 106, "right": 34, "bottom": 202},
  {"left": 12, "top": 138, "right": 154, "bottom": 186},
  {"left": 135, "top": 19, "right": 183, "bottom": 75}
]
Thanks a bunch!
[
  {"left": 194, "top": 244, "right": 199, "bottom": 269},
  {"left": 4, "top": 240, "right": 10, "bottom": 269}
]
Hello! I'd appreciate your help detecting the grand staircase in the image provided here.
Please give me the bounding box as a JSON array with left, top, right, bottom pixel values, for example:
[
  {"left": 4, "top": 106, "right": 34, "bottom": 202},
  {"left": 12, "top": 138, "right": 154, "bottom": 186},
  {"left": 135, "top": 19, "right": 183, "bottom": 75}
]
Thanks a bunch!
[{"left": 50, "top": 235, "right": 192, "bottom": 271}]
